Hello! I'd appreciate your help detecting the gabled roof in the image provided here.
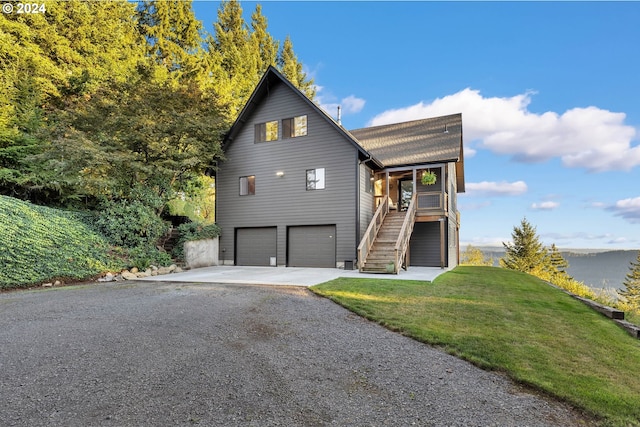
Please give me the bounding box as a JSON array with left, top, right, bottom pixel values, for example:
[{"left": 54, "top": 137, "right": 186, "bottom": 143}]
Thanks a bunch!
[
  {"left": 350, "top": 114, "right": 465, "bottom": 192},
  {"left": 223, "top": 66, "right": 465, "bottom": 192},
  {"left": 222, "top": 66, "right": 383, "bottom": 168}
]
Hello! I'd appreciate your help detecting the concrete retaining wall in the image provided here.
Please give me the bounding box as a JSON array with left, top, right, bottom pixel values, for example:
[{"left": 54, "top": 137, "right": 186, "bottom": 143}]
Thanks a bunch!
[{"left": 184, "top": 238, "right": 219, "bottom": 269}]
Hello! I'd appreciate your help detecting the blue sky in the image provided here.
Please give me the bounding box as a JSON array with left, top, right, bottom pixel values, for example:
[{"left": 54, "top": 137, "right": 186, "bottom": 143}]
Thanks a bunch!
[{"left": 193, "top": 1, "right": 640, "bottom": 250}]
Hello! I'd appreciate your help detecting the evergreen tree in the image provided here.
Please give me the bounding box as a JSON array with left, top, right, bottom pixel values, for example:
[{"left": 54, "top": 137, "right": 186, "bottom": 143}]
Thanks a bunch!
[
  {"left": 0, "top": 0, "right": 144, "bottom": 202},
  {"left": 500, "top": 218, "right": 550, "bottom": 274},
  {"left": 137, "top": 0, "right": 203, "bottom": 79},
  {"left": 250, "top": 4, "right": 279, "bottom": 74},
  {"left": 620, "top": 251, "right": 640, "bottom": 309},
  {"left": 548, "top": 243, "right": 571, "bottom": 281},
  {"left": 278, "top": 36, "right": 316, "bottom": 99},
  {"left": 205, "top": 0, "right": 258, "bottom": 120}
]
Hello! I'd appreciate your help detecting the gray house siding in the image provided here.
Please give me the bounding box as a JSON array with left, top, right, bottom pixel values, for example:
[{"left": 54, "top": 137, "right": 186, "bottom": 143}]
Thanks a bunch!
[
  {"left": 217, "top": 80, "right": 359, "bottom": 267},
  {"left": 358, "top": 163, "right": 375, "bottom": 243}
]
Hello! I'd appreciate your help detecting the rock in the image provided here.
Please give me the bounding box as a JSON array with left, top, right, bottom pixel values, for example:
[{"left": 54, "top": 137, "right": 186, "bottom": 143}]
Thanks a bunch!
[
  {"left": 150, "top": 265, "right": 158, "bottom": 272},
  {"left": 121, "top": 271, "right": 138, "bottom": 280},
  {"left": 174, "top": 267, "right": 183, "bottom": 273},
  {"left": 114, "top": 274, "right": 124, "bottom": 281},
  {"left": 42, "top": 282, "right": 53, "bottom": 288},
  {"left": 54, "top": 280, "right": 61, "bottom": 286},
  {"left": 136, "top": 270, "right": 151, "bottom": 278},
  {"left": 130, "top": 267, "right": 139, "bottom": 274},
  {"left": 157, "top": 266, "right": 172, "bottom": 275},
  {"left": 169, "top": 264, "right": 177, "bottom": 273},
  {"left": 151, "top": 271, "right": 158, "bottom": 276}
]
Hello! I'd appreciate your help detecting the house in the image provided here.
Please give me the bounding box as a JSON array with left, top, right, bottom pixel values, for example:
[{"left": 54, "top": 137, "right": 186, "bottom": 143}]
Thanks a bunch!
[{"left": 216, "top": 66, "right": 464, "bottom": 272}]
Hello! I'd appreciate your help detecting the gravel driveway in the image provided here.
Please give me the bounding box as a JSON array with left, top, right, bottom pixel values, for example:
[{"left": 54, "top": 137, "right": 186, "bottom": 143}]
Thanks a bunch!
[{"left": 1, "top": 281, "right": 592, "bottom": 426}]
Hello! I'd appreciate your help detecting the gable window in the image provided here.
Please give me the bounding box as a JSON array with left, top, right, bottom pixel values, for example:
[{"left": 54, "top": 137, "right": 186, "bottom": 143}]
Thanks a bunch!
[
  {"left": 255, "top": 120, "right": 279, "bottom": 142},
  {"left": 306, "top": 168, "right": 325, "bottom": 190},
  {"left": 240, "top": 176, "right": 255, "bottom": 196},
  {"left": 283, "top": 115, "right": 308, "bottom": 139}
]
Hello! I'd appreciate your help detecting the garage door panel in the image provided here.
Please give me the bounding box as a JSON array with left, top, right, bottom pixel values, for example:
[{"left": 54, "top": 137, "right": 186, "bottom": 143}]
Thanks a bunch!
[
  {"left": 288, "top": 225, "right": 336, "bottom": 268},
  {"left": 409, "top": 222, "right": 441, "bottom": 267},
  {"left": 236, "top": 227, "right": 277, "bottom": 266}
]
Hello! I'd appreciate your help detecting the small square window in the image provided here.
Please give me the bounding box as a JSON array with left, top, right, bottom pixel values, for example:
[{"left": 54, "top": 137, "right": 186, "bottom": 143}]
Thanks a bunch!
[
  {"left": 306, "top": 168, "right": 325, "bottom": 190},
  {"left": 240, "top": 176, "right": 255, "bottom": 195},
  {"left": 255, "top": 121, "right": 279, "bottom": 142},
  {"left": 283, "top": 115, "right": 307, "bottom": 139}
]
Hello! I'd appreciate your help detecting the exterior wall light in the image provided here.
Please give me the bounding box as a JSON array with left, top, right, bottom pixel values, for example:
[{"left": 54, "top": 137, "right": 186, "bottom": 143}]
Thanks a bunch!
[{"left": 276, "top": 171, "right": 285, "bottom": 177}]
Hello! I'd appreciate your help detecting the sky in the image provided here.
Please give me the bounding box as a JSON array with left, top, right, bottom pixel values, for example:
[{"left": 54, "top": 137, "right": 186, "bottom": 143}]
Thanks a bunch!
[{"left": 193, "top": 1, "right": 640, "bottom": 250}]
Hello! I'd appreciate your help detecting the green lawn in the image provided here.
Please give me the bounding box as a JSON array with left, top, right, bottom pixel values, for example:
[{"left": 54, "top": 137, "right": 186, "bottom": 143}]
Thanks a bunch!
[{"left": 311, "top": 266, "right": 640, "bottom": 427}]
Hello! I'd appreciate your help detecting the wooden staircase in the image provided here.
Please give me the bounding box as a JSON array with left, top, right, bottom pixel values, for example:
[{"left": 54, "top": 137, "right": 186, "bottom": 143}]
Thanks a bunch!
[{"left": 361, "top": 212, "right": 407, "bottom": 273}]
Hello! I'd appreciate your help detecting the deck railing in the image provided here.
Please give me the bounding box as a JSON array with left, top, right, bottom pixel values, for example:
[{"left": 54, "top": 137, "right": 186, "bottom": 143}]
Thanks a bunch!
[
  {"left": 357, "top": 197, "right": 389, "bottom": 271},
  {"left": 394, "top": 193, "right": 417, "bottom": 273},
  {"left": 416, "top": 191, "right": 447, "bottom": 214}
]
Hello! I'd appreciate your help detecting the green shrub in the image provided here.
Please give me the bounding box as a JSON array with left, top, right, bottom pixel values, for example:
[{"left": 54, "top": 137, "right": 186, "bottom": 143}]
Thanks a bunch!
[
  {"left": 171, "top": 222, "right": 221, "bottom": 260},
  {"left": 94, "top": 199, "right": 169, "bottom": 248},
  {"left": 127, "top": 245, "right": 173, "bottom": 271},
  {"left": 0, "top": 195, "right": 125, "bottom": 289}
]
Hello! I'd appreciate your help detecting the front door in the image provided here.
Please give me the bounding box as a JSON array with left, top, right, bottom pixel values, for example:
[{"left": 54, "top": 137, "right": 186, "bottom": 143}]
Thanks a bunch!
[{"left": 399, "top": 180, "right": 414, "bottom": 211}]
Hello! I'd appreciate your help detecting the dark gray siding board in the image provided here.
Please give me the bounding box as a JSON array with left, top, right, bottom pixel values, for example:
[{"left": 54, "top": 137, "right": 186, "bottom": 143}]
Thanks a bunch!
[
  {"left": 236, "top": 227, "right": 277, "bottom": 266},
  {"left": 359, "top": 163, "right": 375, "bottom": 243},
  {"left": 409, "top": 222, "right": 443, "bottom": 267},
  {"left": 288, "top": 225, "right": 336, "bottom": 267},
  {"left": 217, "top": 81, "right": 358, "bottom": 266}
]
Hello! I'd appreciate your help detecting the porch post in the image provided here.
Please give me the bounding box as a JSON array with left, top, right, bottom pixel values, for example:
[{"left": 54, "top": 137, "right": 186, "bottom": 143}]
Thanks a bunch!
[
  {"left": 412, "top": 168, "right": 417, "bottom": 197},
  {"left": 385, "top": 170, "right": 389, "bottom": 202}
]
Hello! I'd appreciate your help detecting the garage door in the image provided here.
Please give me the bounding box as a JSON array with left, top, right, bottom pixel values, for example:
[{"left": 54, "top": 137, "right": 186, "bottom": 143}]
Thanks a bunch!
[
  {"left": 236, "top": 227, "right": 277, "bottom": 266},
  {"left": 409, "top": 222, "right": 442, "bottom": 267},
  {"left": 288, "top": 225, "right": 336, "bottom": 268}
]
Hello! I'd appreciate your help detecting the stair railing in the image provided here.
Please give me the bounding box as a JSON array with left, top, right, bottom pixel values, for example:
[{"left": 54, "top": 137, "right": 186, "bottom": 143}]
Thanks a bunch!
[
  {"left": 394, "top": 193, "right": 417, "bottom": 273},
  {"left": 357, "top": 197, "right": 389, "bottom": 271}
]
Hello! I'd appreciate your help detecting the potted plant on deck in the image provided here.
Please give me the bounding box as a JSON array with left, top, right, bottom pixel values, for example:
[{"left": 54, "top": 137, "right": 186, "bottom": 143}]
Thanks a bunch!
[{"left": 421, "top": 170, "right": 437, "bottom": 185}]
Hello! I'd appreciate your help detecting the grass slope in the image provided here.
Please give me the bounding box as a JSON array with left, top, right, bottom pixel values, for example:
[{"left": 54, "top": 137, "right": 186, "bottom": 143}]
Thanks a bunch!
[
  {"left": 0, "top": 195, "right": 124, "bottom": 289},
  {"left": 312, "top": 266, "right": 640, "bottom": 427}
]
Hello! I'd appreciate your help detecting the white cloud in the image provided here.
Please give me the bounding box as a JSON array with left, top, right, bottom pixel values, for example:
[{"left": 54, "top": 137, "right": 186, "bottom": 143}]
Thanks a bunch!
[
  {"left": 341, "top": 95, "right": 366, "bottom": 114},
  {"left": 609, "top": 197, "right": 640, "bottom": 223},
  {"left": 531, "top": 201, "right": 560, "bottom": 210},
  {"left": 464, "top": 180, "right": 528, "bottom": 196},
  {"left": 369, "top": 88, "right": 640, "bottom": 172},
  {"left": 316, "top": 86, "right": 366, "bottom": 118}
]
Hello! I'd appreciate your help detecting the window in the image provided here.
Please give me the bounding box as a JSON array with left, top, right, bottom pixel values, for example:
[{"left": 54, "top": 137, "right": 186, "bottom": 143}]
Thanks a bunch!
[
  {"left": 283, "top": 115, "right": 308, "bottom": 139},
  {"left": 306, "top": 168, "right": 325, "bottom": 190},
  {"left": 255, "top": 120, "right": 279, "bottom": 142},
  {"left": 240, "top": 176, "right": 255, "bottom": 196}
]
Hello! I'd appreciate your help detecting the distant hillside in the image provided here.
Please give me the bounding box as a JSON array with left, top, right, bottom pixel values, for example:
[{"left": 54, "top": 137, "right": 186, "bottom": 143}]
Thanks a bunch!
[{"left": 477, "top": 247, "right": 638, "bottom": 291}]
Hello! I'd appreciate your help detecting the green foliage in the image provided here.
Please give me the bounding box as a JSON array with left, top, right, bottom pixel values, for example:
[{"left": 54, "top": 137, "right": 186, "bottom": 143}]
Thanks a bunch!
[
  {"left": 166, "top": 175, "right": 216, "bottom": 223},
  {"left": 0, "top": 0, "right": 145, "bottom": 202},
  {"left": 0, "top": 195, "right": 125, "bottom": 289},
  {"left": 278, "top": 36, "right": 316, "bottom": 100},
  {"left": 620, "top": 251, "right": 640, "bottom": 309},
  {"left": 500, "top": 218, "right": 550, "bottom": 274},
  {"left": 312, "top": 267, "right": 640, "bottom": 427},
  {"left": 460, "top": 244, "right": 494, "bottom": 266},
  {"left": 127, "top": 245, "right": 172, "bottom": 271},
  {"left": 172, "top": 222, "right": 221, "bottom": 260},
  {"left": 94, "top": 199, "right": 169, "bottom": 248}
]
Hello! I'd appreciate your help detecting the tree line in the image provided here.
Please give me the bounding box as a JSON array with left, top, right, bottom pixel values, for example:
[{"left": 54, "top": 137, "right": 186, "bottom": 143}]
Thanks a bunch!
[{"left": 0, "top": 0, "right": 313, "bottom": 211}]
